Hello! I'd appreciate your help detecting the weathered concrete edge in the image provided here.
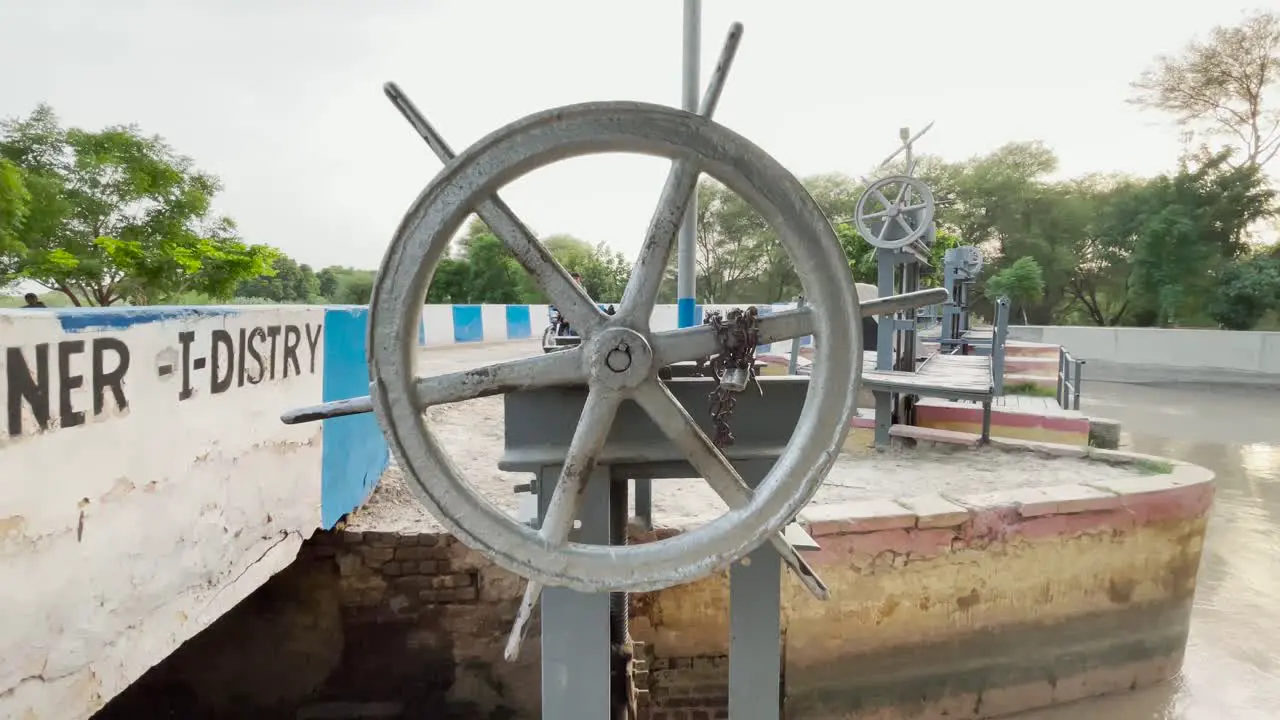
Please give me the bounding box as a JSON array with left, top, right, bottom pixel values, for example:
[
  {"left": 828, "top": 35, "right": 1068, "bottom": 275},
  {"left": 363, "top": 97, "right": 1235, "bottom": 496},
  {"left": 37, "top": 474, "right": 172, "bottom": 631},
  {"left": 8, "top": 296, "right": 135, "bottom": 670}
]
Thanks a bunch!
[{"left": 795, "top": 441, "right": 1214, "bottom": 544}]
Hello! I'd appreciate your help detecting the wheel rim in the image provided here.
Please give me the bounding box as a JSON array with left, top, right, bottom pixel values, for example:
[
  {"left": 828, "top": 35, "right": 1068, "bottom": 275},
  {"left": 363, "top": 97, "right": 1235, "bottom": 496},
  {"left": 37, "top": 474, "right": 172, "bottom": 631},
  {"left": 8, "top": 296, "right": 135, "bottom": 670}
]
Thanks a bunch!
[
  {"left": 855, "top": 175, "right": 936, "bottom": 251},
  {"left": 369, "top": 102, "right": 858, "bottom": 593}
]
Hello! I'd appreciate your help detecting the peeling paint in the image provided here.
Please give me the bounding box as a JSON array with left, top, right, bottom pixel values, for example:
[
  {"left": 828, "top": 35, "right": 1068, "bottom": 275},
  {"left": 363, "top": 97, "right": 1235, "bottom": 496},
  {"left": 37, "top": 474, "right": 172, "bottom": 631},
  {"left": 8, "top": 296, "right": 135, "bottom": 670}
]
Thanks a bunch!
[{"left": 0, "top": 307, "right": 325, "bottom": 720}]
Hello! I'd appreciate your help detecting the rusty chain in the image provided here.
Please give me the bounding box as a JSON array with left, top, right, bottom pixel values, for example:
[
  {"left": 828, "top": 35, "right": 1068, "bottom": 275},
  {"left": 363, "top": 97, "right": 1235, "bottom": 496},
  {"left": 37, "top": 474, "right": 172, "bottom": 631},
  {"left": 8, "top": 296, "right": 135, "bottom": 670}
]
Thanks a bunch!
[{"left": 698, "top": 306, "right": 763, "bottom": 449}]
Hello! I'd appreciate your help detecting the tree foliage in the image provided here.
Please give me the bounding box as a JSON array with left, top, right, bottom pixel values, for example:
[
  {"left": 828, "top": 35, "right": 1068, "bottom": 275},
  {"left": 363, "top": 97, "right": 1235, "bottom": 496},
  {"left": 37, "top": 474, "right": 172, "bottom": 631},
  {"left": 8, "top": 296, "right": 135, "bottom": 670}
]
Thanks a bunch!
[
  {"left": 985, "top": 256, "right": 1045, "bottom": 320},
  {"left": 1131, "top": 10, "right": 1280, "bottom": 169},
  {"left": 0, "top": 104, "right": 276, "bottom": 305},
  {"left": 0, "top": 158, "right": 29, "bottom": 258},
  {"left": 234, "top": 255, "right": 321, "bottom": 303},
  {"left": 1210, "top": 254, "right": 1280, "bottom": 329}
]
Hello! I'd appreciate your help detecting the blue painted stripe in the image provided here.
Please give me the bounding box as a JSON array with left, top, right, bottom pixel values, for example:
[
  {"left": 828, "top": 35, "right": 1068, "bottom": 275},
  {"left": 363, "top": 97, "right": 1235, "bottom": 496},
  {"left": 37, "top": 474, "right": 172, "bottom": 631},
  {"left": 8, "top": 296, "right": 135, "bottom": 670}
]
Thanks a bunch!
[
  {"left": 505, "top": 305, "right": 532, "bottom": 339},
  {"left": 320, "top": 307, "right": 389, "bottom": 529},
  {"left": 54, "top": 306, "right": 239, "bottom": 333},
  {"left": 452, "top": 305, "right": 483, "bottom": 343},
  {"left": 677, "top": 297, "right": 696, "bottom": 328},
  {"left": 418, "top": 317, "right": 426, "bottom": 346}
]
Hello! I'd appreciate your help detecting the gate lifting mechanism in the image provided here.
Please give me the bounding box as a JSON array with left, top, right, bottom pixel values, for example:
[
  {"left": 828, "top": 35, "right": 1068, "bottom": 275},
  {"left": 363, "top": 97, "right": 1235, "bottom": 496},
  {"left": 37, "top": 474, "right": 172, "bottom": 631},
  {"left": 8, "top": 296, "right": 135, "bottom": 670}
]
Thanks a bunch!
[{"left": 281, "top": 21, "right": 946, "bottom": 720}]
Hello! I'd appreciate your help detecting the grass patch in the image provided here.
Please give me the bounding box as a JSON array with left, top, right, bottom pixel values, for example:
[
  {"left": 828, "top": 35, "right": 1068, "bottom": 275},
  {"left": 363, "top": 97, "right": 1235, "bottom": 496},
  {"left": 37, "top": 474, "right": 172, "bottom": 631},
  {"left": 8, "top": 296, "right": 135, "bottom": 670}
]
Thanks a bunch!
[
  {"left": 1132, "top": 458, "right": 1175, "bottom": 475},
  {"left": 1004, "top": 382, "right": 1057, "bottom": 398}
]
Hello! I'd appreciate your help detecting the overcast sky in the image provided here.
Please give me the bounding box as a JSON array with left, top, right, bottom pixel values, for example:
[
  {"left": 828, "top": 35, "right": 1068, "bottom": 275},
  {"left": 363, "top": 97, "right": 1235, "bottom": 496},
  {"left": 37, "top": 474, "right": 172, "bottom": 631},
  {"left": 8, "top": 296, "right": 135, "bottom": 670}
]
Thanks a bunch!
[{"left": 0, "top": 1, "right": 1268, "bottom": 270}]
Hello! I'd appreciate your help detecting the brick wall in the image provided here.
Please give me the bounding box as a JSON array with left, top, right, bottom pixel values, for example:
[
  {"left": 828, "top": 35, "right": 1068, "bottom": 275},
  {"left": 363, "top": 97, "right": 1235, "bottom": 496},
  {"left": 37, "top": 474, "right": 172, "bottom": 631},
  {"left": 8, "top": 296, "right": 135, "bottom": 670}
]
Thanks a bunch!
[
  {"left": 641, "top": 654, "right": 730, "bottom": 720},
  {"left": 100, "top": 450, "right": 1214, "bottom": 719},
  {"left": 308, "top": 527, "right": 540, "bottom": 719}
]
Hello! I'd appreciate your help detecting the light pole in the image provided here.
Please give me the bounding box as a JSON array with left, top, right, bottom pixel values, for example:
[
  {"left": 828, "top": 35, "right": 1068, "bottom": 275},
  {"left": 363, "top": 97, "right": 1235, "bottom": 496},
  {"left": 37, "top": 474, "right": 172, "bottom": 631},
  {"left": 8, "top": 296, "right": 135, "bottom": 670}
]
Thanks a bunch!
[{"left": 677, "top": 0, "right": 701, "bottom": 328}]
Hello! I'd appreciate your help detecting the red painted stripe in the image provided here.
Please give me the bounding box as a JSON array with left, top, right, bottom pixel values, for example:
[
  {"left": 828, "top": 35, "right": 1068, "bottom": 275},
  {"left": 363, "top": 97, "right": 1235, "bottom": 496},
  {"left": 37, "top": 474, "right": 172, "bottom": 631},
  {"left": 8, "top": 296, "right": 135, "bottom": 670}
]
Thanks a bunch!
[{"left": 916, "top": 404, "right": 1089, "bottom": 433}]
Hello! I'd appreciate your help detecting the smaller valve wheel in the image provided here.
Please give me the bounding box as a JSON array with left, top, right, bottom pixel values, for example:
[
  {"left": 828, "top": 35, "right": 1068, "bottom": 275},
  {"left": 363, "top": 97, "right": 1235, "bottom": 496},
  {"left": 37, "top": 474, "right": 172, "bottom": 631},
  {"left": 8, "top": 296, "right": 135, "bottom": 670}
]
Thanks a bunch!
[{"left": 855, "top": 175, "right": 936, "bottom": 250}]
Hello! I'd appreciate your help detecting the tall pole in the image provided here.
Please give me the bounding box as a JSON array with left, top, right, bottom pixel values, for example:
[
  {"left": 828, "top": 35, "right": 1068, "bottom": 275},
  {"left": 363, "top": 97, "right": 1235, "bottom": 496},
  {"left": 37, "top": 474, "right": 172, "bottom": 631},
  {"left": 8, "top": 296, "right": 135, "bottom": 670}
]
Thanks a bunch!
[{"left": 677, "top": 0, "right": 701, "bottom": 328}]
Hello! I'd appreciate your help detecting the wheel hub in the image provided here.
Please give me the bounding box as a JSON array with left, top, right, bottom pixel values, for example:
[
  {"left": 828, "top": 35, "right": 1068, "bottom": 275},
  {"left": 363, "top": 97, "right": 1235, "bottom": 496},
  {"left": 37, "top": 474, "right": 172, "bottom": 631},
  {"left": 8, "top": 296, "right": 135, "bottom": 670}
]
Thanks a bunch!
[{"left": 588, "top": 326, "right": 653, "bottom": 389}]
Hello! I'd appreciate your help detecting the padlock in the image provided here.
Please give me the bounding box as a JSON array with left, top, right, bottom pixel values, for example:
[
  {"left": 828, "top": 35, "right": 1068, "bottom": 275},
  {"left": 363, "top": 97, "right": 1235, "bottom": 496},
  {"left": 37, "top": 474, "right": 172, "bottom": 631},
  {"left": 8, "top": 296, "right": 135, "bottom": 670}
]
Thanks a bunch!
[{"left": 719, "top": 366, "right": 750, "bottom": 393}]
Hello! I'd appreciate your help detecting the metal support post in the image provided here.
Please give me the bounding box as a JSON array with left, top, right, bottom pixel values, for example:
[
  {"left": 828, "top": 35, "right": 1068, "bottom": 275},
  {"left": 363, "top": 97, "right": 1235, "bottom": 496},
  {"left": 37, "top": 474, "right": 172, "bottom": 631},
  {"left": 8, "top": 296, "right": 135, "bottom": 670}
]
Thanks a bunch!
[
  {"left": 1073, "top": 359, "right": 1085, "bottom": 411},
  {"left": 633, "top": 479, "right": 653, "bottom": 530},
  {"left": 874, "top": 252, "right": 896, "bottom": 447},
  {"left": 729, "top": 464, "right": 783, "bottom": 719},
  {"left": 539, "top": 466, "right": 613, "bottom": 719},
  {"left": 676, "top": 0, "right": 701, "bottom": 329},
  {"left": 787, "top": 295, "right": 805, "bottom": 375}
]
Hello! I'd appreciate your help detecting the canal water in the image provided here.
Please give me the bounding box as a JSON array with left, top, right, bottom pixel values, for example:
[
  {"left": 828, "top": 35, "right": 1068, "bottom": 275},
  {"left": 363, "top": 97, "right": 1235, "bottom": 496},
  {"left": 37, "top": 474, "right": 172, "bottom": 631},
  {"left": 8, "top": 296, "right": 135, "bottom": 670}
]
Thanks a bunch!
[{"left": 1020, "top": 381, "right": 1280, "bottom": 719}]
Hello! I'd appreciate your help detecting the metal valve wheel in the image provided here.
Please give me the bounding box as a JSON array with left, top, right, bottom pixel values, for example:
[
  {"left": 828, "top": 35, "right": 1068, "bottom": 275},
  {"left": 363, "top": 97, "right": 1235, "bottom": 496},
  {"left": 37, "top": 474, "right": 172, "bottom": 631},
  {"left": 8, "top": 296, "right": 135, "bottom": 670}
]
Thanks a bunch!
[
  {"left": 855, "top": 174, "right": 936, "bottom": 250},
  {"left": 367, "top": 101, "right": 860, "bottom": 596}
]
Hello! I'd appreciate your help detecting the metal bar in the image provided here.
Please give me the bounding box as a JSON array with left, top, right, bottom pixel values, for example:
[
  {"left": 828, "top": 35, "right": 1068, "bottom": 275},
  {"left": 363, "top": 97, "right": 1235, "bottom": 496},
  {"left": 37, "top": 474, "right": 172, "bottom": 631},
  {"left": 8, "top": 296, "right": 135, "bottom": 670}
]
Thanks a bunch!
[
  {"left": 991, "top": 297, "right": 1009, "bottom": 396},
  {"left": 787, "top": 295, "right": 805, "bottom": 375},
  {"left": 618, "top": 21, "right": 742, "bottom": 327},
  {"left": 382, "top": 83, "right": 602, "bottom": 333},
  {"left": 1057, "top": 349, "right": 1065, "bottom": 408},
  {"left": 634, "top": 478, "right": 653, "bottom": 530},
  {"left": 676, "top": 0, "right": 701, "bottom": 328},
  {"left": 873, "top": 390, "right": 892, "bottom": 449},
  {"left": 981, "top": 401, "right": 992, "bottom": 442},
  {"left": 1074, "top": 358, "right": 1085, "bottom": 411},
  {"left": 874, "top": 121, "right": 935, "bottom": 171},
  {"left": 729, "top": 465, "right": 782, "bottom": 720},
  {"left": 539, "top": 466, "right": 612, "bottom": 719},
  {"left": 652, "top": 288, "right": 949, "bottom": 368}
]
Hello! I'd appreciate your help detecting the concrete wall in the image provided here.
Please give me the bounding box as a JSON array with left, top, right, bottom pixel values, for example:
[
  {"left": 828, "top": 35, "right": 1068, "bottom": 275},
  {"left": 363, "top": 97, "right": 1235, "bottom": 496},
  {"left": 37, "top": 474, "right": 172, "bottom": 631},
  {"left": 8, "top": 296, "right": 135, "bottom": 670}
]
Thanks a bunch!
[
  {"left": 97, "top": 445, "right": 1213, "bottom": 719},
  {"left": 1009, "top": 325, "right": 1280, "bottom": 385},
  {"left": 635, "top": 445, "right": 1213, "bottom": 719},
  {"left": 0, "top": 305, "right": 388, "bottom": 720}
]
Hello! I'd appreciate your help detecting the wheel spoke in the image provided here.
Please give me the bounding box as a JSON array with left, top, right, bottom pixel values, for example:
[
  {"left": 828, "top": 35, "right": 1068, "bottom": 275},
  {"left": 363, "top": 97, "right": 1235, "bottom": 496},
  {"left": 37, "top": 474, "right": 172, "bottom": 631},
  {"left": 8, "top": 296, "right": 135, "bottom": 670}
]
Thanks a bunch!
[
  {"left": 619, "top": 23, "right": 744, "bottom": 327},
  {"left": 877, "top": 216, "right": 894, "bottom": 244},
  {"left": 280, "top": 347, "right": 585, "bottom": 424},
  {"left": 631, "top": 381, "right": 828, "bottom": 599},
  {"left": 648, "top": 288, "right": 949, "bottom": 366},
  {"left": 505, "top": 389, "right": 622, "bottom": 660},
  {"left": 894, "top": 181, "right": 911, "bottom": 206},
  {"left": 895, "top": 214, "right": 914, "bottom": 235},
  {"left": 871, "top": 188, "right": 895, "bottom": 210},
  {"left": 383, "top": 82, "right": 604, "bottom": 332}
]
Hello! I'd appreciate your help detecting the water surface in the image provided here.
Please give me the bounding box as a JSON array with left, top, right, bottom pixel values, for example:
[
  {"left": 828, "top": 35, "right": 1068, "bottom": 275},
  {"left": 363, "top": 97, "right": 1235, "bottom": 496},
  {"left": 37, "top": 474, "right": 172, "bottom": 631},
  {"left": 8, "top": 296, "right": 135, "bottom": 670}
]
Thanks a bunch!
[{"left": 1019, "top": 381, "right": 1280, "bottom": 719}]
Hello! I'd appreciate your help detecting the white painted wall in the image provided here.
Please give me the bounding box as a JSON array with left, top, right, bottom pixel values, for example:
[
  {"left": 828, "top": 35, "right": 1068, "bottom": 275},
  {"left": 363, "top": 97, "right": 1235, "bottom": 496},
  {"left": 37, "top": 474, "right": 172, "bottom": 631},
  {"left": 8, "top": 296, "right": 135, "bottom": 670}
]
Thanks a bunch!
[
  {"left": 1008, "top": 325, "right": 1280, "bottom": 384},
  {"left": 0, "top": 307, "right": 326, "bottom": 719}
]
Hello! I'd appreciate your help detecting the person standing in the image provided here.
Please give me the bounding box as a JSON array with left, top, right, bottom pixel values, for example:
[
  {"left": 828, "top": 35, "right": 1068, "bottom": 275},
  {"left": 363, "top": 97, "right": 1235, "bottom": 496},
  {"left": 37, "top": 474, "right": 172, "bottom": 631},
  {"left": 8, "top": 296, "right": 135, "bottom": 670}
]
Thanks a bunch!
[{"left": 23, "top": 293, "right": 46, "bottom": 308}]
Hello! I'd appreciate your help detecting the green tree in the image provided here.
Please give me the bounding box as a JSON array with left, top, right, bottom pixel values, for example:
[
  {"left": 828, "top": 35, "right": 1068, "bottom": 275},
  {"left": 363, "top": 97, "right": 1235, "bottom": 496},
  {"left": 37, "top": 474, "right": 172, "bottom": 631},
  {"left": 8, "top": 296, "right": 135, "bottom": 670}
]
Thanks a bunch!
[
  {"left": 542, "top": 234, "right": 629, "bottom": 302},
  {"left": 1131, "top": 10, "right": 1280, "bottom": 169},
  {"left": 984, "top": 256, "right": 1045, "bottom": 323},
  {"left": 313, "top": 266, "right": 376, "bottom": 304},
  {"left": 1128, "top": 150, "right": 1275, "bottom": 325},
  {"left": 424, "top": 257, "right": 471, "bottom": 303},
  {"left": 923, "top": 142, "right": 1085, "bottom": 323},
  {"left": 235, "top": 255, "right": 321, "bottom": 302},
  {"left": 316, "top": 267, "right": 340, "bottom": 298},
  {"left": 0, "top": 158, "right": 29, "bottom": 258},
  {"left": 1210, "top": 255, "right": 1280, "bottom": 329},
  {"left": 0, "top": 104, "right": 275, "bottom": 305}
]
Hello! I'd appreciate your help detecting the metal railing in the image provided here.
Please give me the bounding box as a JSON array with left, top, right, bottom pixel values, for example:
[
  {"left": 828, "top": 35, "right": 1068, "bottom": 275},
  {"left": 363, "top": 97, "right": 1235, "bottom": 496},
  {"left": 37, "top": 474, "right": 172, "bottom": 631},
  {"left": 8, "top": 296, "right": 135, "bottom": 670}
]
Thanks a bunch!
[
  {"left": 991, "top": 297, "right": 1010, "bottom": 396},
  {"left": 1057, "top": 348, "right": 1086, "bottom": 410}
]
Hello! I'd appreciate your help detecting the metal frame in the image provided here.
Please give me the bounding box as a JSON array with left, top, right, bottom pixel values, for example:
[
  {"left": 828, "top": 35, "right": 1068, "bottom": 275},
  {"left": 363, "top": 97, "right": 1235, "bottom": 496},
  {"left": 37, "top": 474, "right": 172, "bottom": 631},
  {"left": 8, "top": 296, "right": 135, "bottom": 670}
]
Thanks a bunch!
[
  {"left": 275, "top": 16, "right": 947, "bottom": 720},
  {"left": 1057, "top": 347, "right": 1086, "bottom": 411},
  {"left": 938, "top": 246, "right": 983, "bottom": 352},
  {"left": 502, "top": 379, "right": 813, "bottom": 719}
]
